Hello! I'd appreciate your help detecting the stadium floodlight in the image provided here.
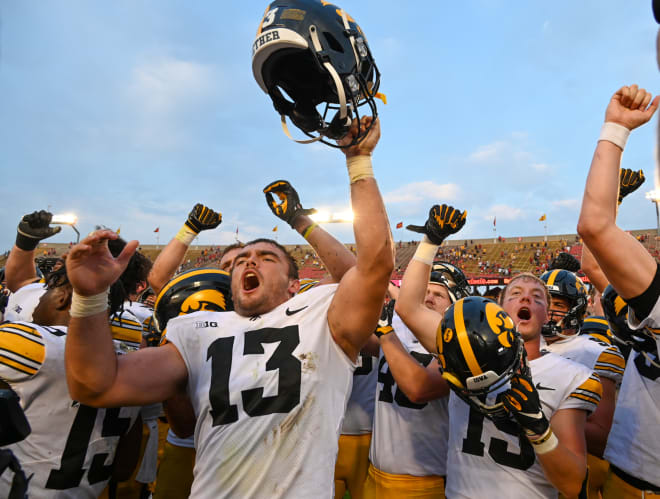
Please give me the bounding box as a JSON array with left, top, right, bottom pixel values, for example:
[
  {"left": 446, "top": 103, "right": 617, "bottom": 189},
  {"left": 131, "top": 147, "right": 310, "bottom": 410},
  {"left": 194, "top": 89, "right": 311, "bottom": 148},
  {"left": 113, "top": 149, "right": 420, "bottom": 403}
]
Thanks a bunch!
[
  {"left": 51, "top": 213, "right": 80, "bottom": 243},
  {"left": 310, "top": 209, "right": 354, "bottom": 223},
  {"left": 646, "top": 190, "right": 660, "bottom": 236}
]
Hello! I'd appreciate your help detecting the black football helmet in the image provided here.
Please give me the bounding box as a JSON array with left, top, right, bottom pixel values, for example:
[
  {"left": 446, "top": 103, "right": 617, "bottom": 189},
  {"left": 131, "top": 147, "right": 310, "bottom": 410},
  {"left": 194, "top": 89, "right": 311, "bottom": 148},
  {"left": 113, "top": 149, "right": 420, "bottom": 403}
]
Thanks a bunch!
[
  {"left": 153, "top": 268, "right": 233, "bottom": 336},
  {"left": 579, "top": 316, "right": 615, "bottom": 345},
  {"left": 539, "top": 269, "right": 588, "bottom": 339},
  {"left": 430, "top": 261, "right": 470, "bottom": 303},
  {"left": 252, "top": 0, "right": 381, "bottom": 147},
  {"left": 438, "top": 296, "right": 525, "bottom": 420},
  {"left": 601, "top": 285, "right": 657, "bottom": 358}
]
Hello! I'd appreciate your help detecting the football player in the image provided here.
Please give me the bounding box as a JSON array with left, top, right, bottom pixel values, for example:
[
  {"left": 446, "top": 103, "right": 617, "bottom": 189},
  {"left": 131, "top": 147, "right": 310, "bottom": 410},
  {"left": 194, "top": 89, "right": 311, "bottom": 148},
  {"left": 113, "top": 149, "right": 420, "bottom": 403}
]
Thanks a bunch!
[
  {"left": 577, "top": 84, "right": 660, "bottom": 497},
  {"left": 63, "top": 116, "right": 394, "bottom": 498},
  {"left": 0, "top": 237, "right": 149, "bottom": 498},
  {"left": 397, "top": 205, "right": 601, "bottom": 498},
  {"left": 365, "top": 263, "right": 469, "bottom": 499}
]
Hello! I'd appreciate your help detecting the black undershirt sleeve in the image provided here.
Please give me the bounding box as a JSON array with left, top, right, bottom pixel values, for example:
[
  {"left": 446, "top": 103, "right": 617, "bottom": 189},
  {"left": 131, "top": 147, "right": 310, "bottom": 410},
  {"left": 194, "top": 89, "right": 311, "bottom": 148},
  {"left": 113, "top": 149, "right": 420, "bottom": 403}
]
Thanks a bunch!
[{"left": 626, "top": 262, "right": 660, "bottom": 322}]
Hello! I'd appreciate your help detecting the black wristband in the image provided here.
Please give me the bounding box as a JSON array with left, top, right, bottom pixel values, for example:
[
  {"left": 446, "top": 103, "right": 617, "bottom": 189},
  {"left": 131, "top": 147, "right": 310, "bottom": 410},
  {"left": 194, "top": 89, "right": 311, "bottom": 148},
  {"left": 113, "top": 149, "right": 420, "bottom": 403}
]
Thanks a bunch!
[{"left": 15, "top": 233, "right": 39, "bottom": 251}]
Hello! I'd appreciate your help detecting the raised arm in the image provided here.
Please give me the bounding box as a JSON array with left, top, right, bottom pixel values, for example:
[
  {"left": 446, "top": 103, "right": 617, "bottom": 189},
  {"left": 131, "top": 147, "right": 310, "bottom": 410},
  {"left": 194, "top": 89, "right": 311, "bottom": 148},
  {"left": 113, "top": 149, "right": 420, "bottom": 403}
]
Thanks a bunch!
[
  {"left": 327, "top": 117, "right": 395, "bottom": 361},
  {"left": 6, "top": 210, "right": 61, "bottom": 292},
  {"left": 148, "top": 204, "right": 222, "bottom": 294},
  {"left": 65, "top": 230, "right": 187, "bottom": 407},
  {"left": 395, "top": 205, "right": 466, "bottom": 353},
  {"left": 577, "top": 85, "right": 659, "bottom": 300},
  {"left": 376, "top": 303, "right": 448, "bottom": 403},
  {"left": 263, "top": 180, "right": 356, "bottom": 283}
]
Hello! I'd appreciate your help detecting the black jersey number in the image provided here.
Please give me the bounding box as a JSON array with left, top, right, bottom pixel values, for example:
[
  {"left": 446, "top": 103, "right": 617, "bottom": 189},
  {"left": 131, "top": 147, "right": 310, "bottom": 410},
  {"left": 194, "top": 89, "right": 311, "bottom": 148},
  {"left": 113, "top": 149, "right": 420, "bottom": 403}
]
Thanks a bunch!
[
  {"left": 377, "top": 352, "right": 434, "bottom": 410},
  {"left": 45, "top": 406, "right": 131, "bottom": 490},
  {"left": 207, "top": 325, "right": 301, "bottom": 426},
  {"left": 354, "top": 354, "right": 374, "bottom": 376},
  {"left": 634, "top": 351, "right": 660, "bottom": 381},
  {"left": 461, "top": 405, "right": 536, "bottom": 471}
]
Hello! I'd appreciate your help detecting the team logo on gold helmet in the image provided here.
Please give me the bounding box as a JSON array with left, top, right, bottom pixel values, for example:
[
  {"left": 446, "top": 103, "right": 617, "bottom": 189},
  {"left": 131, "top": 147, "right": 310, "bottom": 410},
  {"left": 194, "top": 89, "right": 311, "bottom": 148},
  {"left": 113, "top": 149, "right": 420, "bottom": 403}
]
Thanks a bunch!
[
  {"left": 438, "top": 296, "right": 525, "bottom": 419},
  {"left": 153, "top": 268, "right": 233, "bottom": 335},
  {"left": 539, "top": 269, "right": 587, "bottom": 339}
]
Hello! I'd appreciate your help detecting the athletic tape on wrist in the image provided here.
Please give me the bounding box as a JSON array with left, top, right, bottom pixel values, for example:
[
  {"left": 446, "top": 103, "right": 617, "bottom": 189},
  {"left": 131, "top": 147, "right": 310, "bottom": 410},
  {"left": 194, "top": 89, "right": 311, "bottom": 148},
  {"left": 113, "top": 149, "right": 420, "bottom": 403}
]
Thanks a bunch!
[
  {"left": 175, "top": 224, "right": 197, "bottom": 246},
  {"left": 70, "top": 290, "right": 109, "bottom": 318},
  {"left": 302, "top": 222, "right": 319, "bottom": 240},
  {"left": 346, "top": 155, "right": 374, "bottom": 184},
  {"left": 412, "top": 236, "right": 439, "bottom": 266},
  {"left": 528, "top": 428, "right": 558, "bottom": 455},
  {"left": 599, "top": 122, "right": 630, "bottom": 151}
]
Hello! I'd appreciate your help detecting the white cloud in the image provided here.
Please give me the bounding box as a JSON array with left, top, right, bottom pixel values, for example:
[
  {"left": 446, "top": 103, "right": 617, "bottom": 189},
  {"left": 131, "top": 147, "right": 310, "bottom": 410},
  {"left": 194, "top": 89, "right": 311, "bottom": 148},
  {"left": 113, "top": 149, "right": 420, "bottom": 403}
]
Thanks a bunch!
[
  {"left": 468, "top": 141, "right": 508, "bottom": 162},
  {"left": 531, "top": 162, "right": 550, "bottom": 172},
  {"left": 551, "top": 198, "right": 580, "bottom": 209},
  {"left": 486, "top": 204, "right": 524, "bottom": 221},
  {"left": 127, "top": 57, "right": 215, "bottom": 114},
  {"left": 384, "top": 181, "right": 460, "bottom": 204}
]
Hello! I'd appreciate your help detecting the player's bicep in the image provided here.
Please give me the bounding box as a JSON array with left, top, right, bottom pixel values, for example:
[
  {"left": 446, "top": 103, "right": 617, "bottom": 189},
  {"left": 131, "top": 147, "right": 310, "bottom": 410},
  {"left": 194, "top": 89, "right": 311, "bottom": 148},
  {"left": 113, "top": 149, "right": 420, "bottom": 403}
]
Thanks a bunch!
[
  {"left": 105, "top": 343, "right": 188, "bottom": 407},
  {"left": 328, "top": 266, "right": 388, "bottom": 361}
]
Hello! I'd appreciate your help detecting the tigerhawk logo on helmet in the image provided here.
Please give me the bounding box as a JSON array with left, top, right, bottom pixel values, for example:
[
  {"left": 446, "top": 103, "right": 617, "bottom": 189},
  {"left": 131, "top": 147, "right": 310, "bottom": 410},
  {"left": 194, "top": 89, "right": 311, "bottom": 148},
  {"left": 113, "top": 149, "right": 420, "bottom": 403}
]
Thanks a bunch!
[
  {"left": 437, "top": 296, "right": 526, "bottom": 421},
  {"left": 251, "top": 0, "right": 383, "bottom": 147},
  {"left": 539, "top": 269, "right": 588, "bottom": 340}
]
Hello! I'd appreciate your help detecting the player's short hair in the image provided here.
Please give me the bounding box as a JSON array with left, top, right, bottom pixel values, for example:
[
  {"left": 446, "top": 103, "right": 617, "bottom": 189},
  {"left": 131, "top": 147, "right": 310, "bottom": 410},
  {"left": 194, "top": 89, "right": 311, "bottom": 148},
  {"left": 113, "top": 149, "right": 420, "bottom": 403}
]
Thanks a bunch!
[
  {"left": 220, "top": 242, "right": 245, "bottom": 260},
  {"left": 244, "top": 238, "right": 299, "bottom": 280},
  {"left": 501, "top": 272, "right": 550, "bottom": 307}
]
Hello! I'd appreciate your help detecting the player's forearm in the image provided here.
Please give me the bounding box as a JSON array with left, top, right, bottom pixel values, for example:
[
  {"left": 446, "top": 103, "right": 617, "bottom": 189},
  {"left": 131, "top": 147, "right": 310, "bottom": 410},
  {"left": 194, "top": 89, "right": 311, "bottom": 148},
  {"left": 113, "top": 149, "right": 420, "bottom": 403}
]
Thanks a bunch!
[
  {"left": 65, "top": 314, "right": 119, "bottom": 404},
  {"left": 350, "top": 177, "right": 394, "bottom": 286},
  {"left": 5, "top": 245, "right": 37, "bottom": 293},
  {"left": 163, "top": 392, "right": 197, "bottom": 438},
  {"left": 537, "top": 444, "right": 587, "bottom": 498},
  {"left": 580, "top": 244, "right": 609, "bottom": 293},
  {"left": 148, "top": 239, "right": 189, "bottom": 294},
  {"left": 380, "top": 333, "right": 447, "bottom": 403},
  {"left": 577, "top": 141, "right": 621, "bottom": 243},
  {"left": 292, "top": 214, "right": 356, "bottom": 283}
]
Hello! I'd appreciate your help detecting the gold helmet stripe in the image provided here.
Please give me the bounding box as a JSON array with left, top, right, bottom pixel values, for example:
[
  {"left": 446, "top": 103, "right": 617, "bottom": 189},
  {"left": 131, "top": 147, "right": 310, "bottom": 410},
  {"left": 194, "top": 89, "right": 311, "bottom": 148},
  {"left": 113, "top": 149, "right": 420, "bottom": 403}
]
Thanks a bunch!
[
  {"left": 154, "top": 269, "right": 230, "bottom": 312},
  {"left": 545, "top": 269, "right": 561, "bottom": 286},
  {"left": 454, "top": 299, "right": 483, "bottom": 377}
]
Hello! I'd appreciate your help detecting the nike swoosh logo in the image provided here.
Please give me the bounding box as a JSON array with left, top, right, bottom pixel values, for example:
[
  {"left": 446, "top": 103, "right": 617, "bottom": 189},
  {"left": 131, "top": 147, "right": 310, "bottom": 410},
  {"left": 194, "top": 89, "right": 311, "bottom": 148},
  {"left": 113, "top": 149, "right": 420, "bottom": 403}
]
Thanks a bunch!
[
  {"left": 285, "top": 305, "right": 308, "bottom": 316},
  {"left": 535, "top": 383, "right": 555, "bottom": 391}
]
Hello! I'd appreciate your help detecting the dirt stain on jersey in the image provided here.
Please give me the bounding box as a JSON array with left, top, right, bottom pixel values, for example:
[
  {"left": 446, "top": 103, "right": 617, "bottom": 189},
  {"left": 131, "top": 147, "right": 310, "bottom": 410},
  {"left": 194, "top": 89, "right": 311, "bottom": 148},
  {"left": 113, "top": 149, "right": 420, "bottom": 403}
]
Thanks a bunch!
[{"left": 297, "top": 352, "right": 318, "bottom": 373}]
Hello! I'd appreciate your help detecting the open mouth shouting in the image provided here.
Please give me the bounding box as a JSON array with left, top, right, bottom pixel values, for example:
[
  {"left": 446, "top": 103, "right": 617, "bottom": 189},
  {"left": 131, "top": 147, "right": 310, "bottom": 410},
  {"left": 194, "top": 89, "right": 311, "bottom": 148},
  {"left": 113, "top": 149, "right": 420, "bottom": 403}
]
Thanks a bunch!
[
  {"left": 517, "top": 306, "right": 531, "bottom": 322},
  {"left": 242, "top": 270, "right": 261, "bottom": 293}
]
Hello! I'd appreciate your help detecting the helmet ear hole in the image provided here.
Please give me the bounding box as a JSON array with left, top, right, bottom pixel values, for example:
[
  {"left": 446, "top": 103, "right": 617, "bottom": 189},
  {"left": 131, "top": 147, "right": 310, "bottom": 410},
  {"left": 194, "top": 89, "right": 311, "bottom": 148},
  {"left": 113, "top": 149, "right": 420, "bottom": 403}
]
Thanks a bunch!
[{"left": 322, "top": 31, "right": 344, "bottom": 53}]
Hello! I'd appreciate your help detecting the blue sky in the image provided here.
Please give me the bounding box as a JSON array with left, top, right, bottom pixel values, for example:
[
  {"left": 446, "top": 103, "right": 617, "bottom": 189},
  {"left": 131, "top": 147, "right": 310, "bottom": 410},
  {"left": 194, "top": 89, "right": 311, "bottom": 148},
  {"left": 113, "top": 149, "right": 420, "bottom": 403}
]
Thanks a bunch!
[{"left": 1, "top": 1, "right": 659, "bottom": 251}]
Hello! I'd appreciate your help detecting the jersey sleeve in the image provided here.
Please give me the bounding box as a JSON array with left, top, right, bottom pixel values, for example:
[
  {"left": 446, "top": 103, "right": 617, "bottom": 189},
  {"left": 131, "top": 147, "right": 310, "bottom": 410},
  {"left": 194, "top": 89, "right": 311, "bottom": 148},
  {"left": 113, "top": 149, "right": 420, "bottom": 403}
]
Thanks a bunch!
[
  {"left": 593, "top": 345, "right": 625, "bottom": 384},
  {"left": 0, "top": 322, "right": 46, "bottom": 382},
  {"left": 560, "top": 372, "right": 602, "bottom": 415}
]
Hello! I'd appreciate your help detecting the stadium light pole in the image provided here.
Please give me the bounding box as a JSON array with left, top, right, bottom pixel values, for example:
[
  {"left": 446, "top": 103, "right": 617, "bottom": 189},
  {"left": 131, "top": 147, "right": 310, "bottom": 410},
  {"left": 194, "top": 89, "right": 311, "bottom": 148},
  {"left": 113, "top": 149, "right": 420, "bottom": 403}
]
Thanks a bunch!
[
  {"left": 52, "top": 213, "right": 80, "bottom": 243},
  {"left": 646, "top": 190, "right": 660, "bottom": 237}
]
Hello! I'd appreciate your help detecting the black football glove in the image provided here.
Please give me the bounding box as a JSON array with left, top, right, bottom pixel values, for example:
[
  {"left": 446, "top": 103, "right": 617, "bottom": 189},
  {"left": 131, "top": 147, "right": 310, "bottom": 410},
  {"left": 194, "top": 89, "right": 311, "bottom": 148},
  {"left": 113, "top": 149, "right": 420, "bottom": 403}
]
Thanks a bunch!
[
  {"left": 501, "top": 373, "right": 549, "bottom": 438},
  {"left": 374, "top": 300, "right": 395, "bottom": 338},
  {"left": 15, "top": 210, "right": 62, "bottom": 251},
  {"left": 618, "top": 168, "right": 645, "bottom": 205},
  {"left": 263, "top": 180, "right": 316, "bottom": 227},
  {"left": 184, "top": 204, "right": 222, "bottom": 234},
  {"left": 406, "top": 204, "right": 467, "bottom": 245}
]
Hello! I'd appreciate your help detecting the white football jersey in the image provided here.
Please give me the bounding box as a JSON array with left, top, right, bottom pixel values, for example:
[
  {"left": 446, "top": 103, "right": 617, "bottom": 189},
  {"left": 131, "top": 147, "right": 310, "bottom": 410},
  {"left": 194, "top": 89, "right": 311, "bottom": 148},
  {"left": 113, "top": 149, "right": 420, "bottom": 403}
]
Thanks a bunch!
[
  {"left": 628, "top": 292, "right": 660, "bottom": 353},
  {"left": 603, "top": 348, "right": 660, "bottom": 488},
  {"left": 341, "top": 352, "right": 377, "bottom": 435},
  {"left": 164, "top": 284, "right": 355, "bottom": 499},
  {"left": 369, "top": 315, "right": 449, "bottom": 477},
  {"left": 446, "top": 352, "right": 601, "bottom": 499},
  {"left": 4, "top": 282, "right": 47, "bottom": 322},
  {"left": 545, "top": 334, "right": 625, "bottom": 384},
  {"left": 123, "top": 300, "right": 153, "bottom": 325},
  {"left": 0, "top": 320, "right": 141, "bottom": 498}
]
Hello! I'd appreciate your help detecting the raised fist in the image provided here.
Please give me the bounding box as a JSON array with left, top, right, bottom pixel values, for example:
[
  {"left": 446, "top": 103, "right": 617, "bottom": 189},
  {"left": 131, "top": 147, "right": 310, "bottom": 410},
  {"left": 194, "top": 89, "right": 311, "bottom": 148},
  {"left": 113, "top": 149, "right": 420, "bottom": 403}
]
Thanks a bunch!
[{"left": 406, "top": 204, "right": 467, "bottom": 245}]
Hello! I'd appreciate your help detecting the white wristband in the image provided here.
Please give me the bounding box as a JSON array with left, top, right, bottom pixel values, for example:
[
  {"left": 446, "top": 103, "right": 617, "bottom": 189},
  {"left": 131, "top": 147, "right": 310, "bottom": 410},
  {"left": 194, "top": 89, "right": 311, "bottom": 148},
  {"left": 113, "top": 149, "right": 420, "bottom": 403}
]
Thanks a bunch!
[
  {"left": 529, "top": 428, "right": 559, "bottom": 455},
  {"left": 70, "top": 290, "right": 109, "bottom": 318},
  {"left": 346, "top": 155, "right": 374, "bottom": 184},
  {"left": 599, "top": 122, "right": 630, "bottom": 151},
  {"left": 412, "top": 235, "right": 439, "bottom": 266},
  {"left": 175, "top": 224, "right": 197, "bottom": 246}
]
